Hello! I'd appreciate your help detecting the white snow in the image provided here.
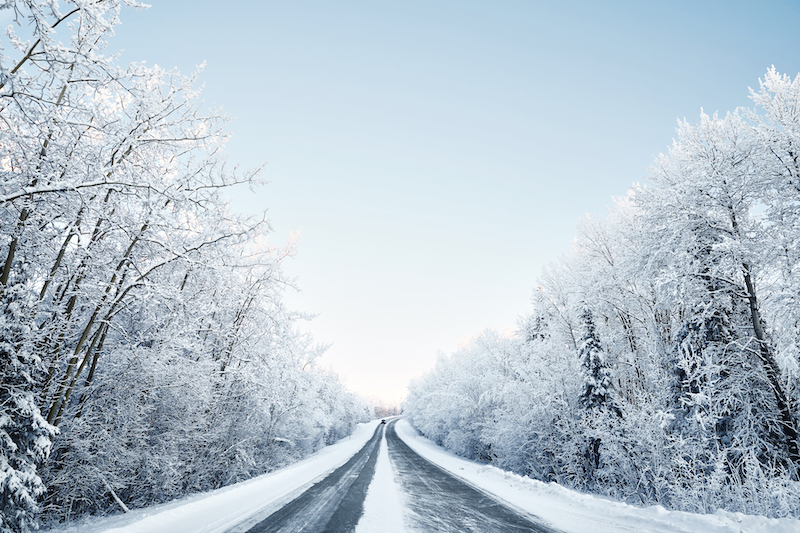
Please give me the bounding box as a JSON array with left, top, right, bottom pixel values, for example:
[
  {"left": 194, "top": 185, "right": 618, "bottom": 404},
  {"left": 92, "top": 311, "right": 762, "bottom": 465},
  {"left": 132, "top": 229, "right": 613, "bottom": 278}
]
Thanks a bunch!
[
  {"left": 41, "top": 418, "right": 800, "bottom": 533},
  {"left": 394, "top": 418, "right": 800, "bottom": 533},
  {"left": 43, "top": 420, "right": 382, "bottom": 533},
  {"left": 354, "top": 425, "right": 406, "bottom": 533}
]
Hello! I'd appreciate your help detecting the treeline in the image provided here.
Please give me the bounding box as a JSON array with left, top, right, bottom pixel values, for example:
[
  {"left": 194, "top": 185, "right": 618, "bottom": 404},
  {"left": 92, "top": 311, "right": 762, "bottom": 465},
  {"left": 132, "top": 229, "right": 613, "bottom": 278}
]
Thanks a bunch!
[
  {"left": 406, "top": 68, "right": 800, "bottom": 519},
  {"left": 0, "top": 2, "right": 368, "bottom": 531},
  {"left": 372, "top": 401, "right": 402, "bottom": 419}
]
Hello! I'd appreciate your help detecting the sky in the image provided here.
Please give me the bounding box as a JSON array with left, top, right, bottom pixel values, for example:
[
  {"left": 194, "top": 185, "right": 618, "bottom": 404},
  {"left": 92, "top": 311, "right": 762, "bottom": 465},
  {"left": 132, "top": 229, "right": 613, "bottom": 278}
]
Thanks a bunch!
[{"left": 94, "top": 0, "right": 800, "bottom": 403}]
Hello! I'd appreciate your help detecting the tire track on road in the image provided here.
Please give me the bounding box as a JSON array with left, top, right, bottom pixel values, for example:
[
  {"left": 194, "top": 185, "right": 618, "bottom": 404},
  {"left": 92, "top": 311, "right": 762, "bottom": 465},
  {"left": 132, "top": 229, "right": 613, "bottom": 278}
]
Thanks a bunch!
[
  {"left": 386, "top": 420, "right": 557, "bottom": 533},
  {"left": 240, "top": 424, "right": 383, "bottom": 533}
]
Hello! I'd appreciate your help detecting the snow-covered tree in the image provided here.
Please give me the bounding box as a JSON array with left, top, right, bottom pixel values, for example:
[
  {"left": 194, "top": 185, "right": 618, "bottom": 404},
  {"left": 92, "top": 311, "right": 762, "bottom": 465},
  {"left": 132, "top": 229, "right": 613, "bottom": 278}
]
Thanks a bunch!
[
  {"left": 575, "top": 305, "right": 618, "bottom": 483},
  {"left": 407, "top": 71, "right": 800, "bottom": 518},
  {"left": 636, "top": 108, "right": 800, "bottom": 478},
  {"left": 578, "top": 306, "right": 616, "bottom": 411},
  {"left": 0, "top": 269, "right": 55, "bottom": 532},
  {"left": 747, "top": 68, "right": 800, "bottom": 446},
  {"left": 0, "top": 2, "right": 368, "bottom": 524}
]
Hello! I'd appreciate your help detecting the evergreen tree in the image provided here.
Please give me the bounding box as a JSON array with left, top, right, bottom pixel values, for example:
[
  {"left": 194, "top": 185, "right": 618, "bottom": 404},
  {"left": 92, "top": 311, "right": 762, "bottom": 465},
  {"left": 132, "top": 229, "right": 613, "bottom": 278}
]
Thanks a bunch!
[
  {"left": 577, "top": 306, "right": 619, "bottom": 482},
  {"left": 578, "top": 306, "right": 616, "bottom": 412},
  {"left": 0, "top": 270, "right": 55, "bottom": 533}
]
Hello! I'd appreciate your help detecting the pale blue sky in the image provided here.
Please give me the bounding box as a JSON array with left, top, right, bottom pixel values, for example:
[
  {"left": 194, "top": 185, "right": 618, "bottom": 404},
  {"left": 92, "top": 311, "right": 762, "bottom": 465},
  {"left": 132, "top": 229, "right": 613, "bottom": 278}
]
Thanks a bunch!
[{"left": 107, "top": 0, "right": 800, "bottom": 402}]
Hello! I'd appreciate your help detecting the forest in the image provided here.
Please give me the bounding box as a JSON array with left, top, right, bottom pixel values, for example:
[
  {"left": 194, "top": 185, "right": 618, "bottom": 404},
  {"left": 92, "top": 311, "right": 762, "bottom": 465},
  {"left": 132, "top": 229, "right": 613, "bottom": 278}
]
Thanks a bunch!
[
  {"left": 406, "top": 68, "right": 800, "bottom": 520},
  {"left": 5, "top": 0, "right": 800, "bottom": 531},
  {"left": 0, "top": 2, "right": 369, "bottom": 531}
]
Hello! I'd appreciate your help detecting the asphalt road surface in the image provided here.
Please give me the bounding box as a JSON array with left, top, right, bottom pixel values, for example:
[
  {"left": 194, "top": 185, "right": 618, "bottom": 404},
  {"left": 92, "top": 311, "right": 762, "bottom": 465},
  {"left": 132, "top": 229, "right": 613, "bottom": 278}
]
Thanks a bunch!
[
  {"left": 240, "top": 424, "right": 383, "bottom": 533},
  {"left": 235, "top": 420, "right": 558, "bottom": 533},
  {"left": 385, "top": 421, "right": 556, "bottom": 533}
]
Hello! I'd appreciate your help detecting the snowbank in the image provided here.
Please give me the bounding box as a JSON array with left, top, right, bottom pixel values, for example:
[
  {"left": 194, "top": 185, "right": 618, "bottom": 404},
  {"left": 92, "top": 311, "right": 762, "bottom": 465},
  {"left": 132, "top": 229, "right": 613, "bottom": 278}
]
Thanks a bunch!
[
  {"left": 394, "top": 419, "right": 800, "bottom": 533},
  {"left": 44, "top": 420, "right": 382, "bottom": 533}
]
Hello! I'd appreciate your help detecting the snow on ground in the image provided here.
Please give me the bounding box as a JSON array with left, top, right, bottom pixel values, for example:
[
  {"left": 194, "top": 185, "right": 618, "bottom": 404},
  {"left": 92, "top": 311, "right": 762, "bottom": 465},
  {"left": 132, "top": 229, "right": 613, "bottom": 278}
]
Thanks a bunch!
[
  {"left": 43, "top": 417, "right": 800, "bottom": 533},
  {"left": 355, "top": 425, "right": 406, "bottom": 533},
  {"left": 43, "top": 420, "right": 382, "bottom": 533},
  {"left": 394, "top": 419, "right": 800, "bottom": 533}
]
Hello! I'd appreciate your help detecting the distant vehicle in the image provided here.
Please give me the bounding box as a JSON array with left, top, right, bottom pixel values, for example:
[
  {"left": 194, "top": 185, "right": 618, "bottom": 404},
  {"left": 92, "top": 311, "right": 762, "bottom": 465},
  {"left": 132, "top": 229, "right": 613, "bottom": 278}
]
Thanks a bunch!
[{"left": 381, "top": 419, "right": 386, "bottom": 424}]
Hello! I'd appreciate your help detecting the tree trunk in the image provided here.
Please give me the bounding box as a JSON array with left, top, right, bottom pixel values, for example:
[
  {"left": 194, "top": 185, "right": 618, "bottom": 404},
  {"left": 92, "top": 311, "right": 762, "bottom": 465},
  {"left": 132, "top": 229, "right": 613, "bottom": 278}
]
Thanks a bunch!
[{"left": 741, "top": 264, "right": 800, "bottom": 477}]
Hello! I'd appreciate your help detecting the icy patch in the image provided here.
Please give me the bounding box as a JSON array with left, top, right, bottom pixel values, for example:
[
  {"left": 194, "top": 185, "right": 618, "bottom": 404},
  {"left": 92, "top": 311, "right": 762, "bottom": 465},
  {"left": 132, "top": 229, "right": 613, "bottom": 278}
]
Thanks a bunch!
[
  {"left": 43, "top": 420, "right": 383, "bottom": 533},
  {"left": 395, "top": 419, "right": 800, "bottom": 533},
  {"left": 355, "top": 428, "right": 406, "bottom": 533}
]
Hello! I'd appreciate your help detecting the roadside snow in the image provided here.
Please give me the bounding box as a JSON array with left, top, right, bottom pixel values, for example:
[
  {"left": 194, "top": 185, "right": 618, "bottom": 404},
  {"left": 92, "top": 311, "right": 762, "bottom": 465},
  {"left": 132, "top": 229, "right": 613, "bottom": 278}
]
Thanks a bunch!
[
  {"left": 43, "top": 420, "right": 382, "bottom": 533},
  {"left": 394, "top": 419, "right": 800, "bottom": 533},
  {"left": 44, "top": 418, "right": 800, "bottom": 533},
  {"left": 354, "top": 426, "right": 406, "bottom": 533}
]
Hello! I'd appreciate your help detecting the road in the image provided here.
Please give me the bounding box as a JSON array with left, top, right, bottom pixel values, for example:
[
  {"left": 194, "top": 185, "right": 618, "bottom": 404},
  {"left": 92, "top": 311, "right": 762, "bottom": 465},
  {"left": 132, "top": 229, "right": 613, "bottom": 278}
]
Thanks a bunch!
[
  {"left": 238, "top": 424, "right": 383, "bottom": 533},
  {"left": 234, "top": 420, "right": 557, "bottom": 533},
  {"left": 385, "top": 421, "right": 555, "bottom": 532}
]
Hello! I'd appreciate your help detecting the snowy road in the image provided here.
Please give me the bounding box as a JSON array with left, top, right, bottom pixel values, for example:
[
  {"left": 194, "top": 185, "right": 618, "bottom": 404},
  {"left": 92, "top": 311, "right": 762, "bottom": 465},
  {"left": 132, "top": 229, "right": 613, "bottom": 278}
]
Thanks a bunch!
[
  {"left": 233, "top": 420, "right": 555, "bottom": 533},
  {"left": 238, "top": 424, "right": 383, "bottom": 533},
  {"left": 44, "top": 418, "right": 800, "bottom": 533},
  {"left": 385, "top": 421, "right": 556, "bottom": 533}
]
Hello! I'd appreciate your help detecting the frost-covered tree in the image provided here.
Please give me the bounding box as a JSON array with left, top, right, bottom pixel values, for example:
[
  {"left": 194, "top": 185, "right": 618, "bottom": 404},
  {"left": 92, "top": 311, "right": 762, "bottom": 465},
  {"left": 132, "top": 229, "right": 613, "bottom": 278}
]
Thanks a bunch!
[
  {"left": 747, "top": 69, "right": 800, "bottom": 442},
  {"left": 636, "top": 109, "right": 800, "bottom": 478},
  {"left": 407, "top": 71, "right": 800, "bottom": 519},
  {"left": 576, "top": 305, "right": 618, "bottom": 483},
  {"left": 0, "top": 269, "right": 55, "bottom": 532},
  {"left": 0, "top": 1, "right": 368, "bottom": 525},
  {"left": 578, "top": 306, "right": 616, "bottom": 411}
]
